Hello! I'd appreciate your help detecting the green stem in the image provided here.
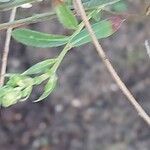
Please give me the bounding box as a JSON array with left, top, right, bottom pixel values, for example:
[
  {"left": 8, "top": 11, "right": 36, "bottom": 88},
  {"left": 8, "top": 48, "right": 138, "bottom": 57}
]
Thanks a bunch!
[
  {"left": 52, "top": 8, "right": 102, "bottom": 73},
  {"left": 52, "top": 46, "right": 71, "bottom": 73},
  {"left": 52, "top": 24, "right": 84, "bottom": 73},
  {"left": 0, "top": 11, "right": 56, "bottom": 31}
]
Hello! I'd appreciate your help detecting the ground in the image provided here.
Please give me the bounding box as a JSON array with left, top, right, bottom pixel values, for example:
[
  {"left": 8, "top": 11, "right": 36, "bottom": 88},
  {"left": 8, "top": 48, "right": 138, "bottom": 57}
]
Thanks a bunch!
[{"left": 0, "top": 0, "right": 150, "bottom": 150}]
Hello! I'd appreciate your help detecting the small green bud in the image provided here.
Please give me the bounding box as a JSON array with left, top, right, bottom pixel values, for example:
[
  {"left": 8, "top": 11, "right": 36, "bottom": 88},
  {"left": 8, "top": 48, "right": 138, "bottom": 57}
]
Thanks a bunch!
[
  {"left": 1, "top": 88, "right": 22, "bottom": 107},
  {"left": 7, "top": 75, "right": 34, "bottom": 87}
]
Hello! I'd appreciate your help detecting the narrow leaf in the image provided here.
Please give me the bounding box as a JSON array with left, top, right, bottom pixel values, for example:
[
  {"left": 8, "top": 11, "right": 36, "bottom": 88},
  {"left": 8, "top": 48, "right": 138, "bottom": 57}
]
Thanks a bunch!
[
  {"left": 23, "top": 59, "right": 57, "bottom": 75},
  {"left": 20, "top": 86, "right": 33, "bottom": 101},
  {"left": 111, "top": 1, "right": 127, "bottom": 12},
  {"left": 54, "top": 0, "right": 78, "bottom": 29},
  {"left": 33, "top": 73, "right": 50, "bottom": 85},
  {"left": 34, "top": 74, "right": 57, "bottom": 102},
  {"left": 71, "top": 17, "right": 125, "bottom": 47},
  {"left": 12, "top": 29, "right": 69, "bottom": 48}
]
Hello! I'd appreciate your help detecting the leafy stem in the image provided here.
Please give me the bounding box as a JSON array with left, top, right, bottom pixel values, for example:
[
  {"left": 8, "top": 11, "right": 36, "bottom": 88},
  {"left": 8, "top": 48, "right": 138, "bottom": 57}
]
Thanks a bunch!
[{"left": 51, "top": 8, "right": 102, "bottom": 73}]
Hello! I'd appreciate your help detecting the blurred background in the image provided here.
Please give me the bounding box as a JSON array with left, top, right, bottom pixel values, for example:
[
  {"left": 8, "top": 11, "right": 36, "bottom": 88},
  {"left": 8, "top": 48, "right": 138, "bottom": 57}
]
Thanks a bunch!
[{"left": 0, "top": 0, "right": 150, "bottom": 150}]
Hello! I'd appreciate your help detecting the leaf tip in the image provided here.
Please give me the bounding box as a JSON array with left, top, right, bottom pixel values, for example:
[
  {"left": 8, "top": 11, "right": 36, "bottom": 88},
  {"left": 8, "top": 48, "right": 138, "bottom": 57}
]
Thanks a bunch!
[{"left": 110, "top": 16, "right": 126, "bottom": 31}]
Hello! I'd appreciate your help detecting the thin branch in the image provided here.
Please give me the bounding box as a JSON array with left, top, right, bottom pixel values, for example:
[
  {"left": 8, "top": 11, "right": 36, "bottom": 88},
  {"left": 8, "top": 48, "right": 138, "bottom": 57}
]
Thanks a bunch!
[
  {"left": 74, "top": 0, "right": 150, "bottom": 126},
  {"left": 0, "top": 8, "right": 17, "bottom": 86},
  {"left": 0, "top": 8, "right": 149, "bottom": 32},
  {"left": 0, "top": 11, "right": 55, "bottom": 31},
  {"left": 0, "top": 7, "right": 149, "bottom": 31}
]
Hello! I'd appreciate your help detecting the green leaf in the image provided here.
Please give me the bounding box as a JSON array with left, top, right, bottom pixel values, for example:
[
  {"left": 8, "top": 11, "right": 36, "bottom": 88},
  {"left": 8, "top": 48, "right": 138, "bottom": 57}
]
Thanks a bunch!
[
  {"left": 33, "top": 73, "right": 50, "bottom": 85},
  {"left": 20, "top": 86, "right": 33, "bottom": 101},
  {"left": 12, "top": 29, "right": 69, "bottom": 48},
  {"left": 71, "top": 17, "right": 124, "bottom": 47},
  {"left": 34, "top": 74, "right": 57, "bottom": 102},
  {"left": 90, "top": 10, "right": 101, "bottom": 22},
  {"left": 54, "top": 0, "right": 78, "bottom": 30},
  {"left": 23, "top": 59, "right": 57, "bottom": 75},
  {"left": 111, "top": 1, "right": 127, "bottom": 12}
]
